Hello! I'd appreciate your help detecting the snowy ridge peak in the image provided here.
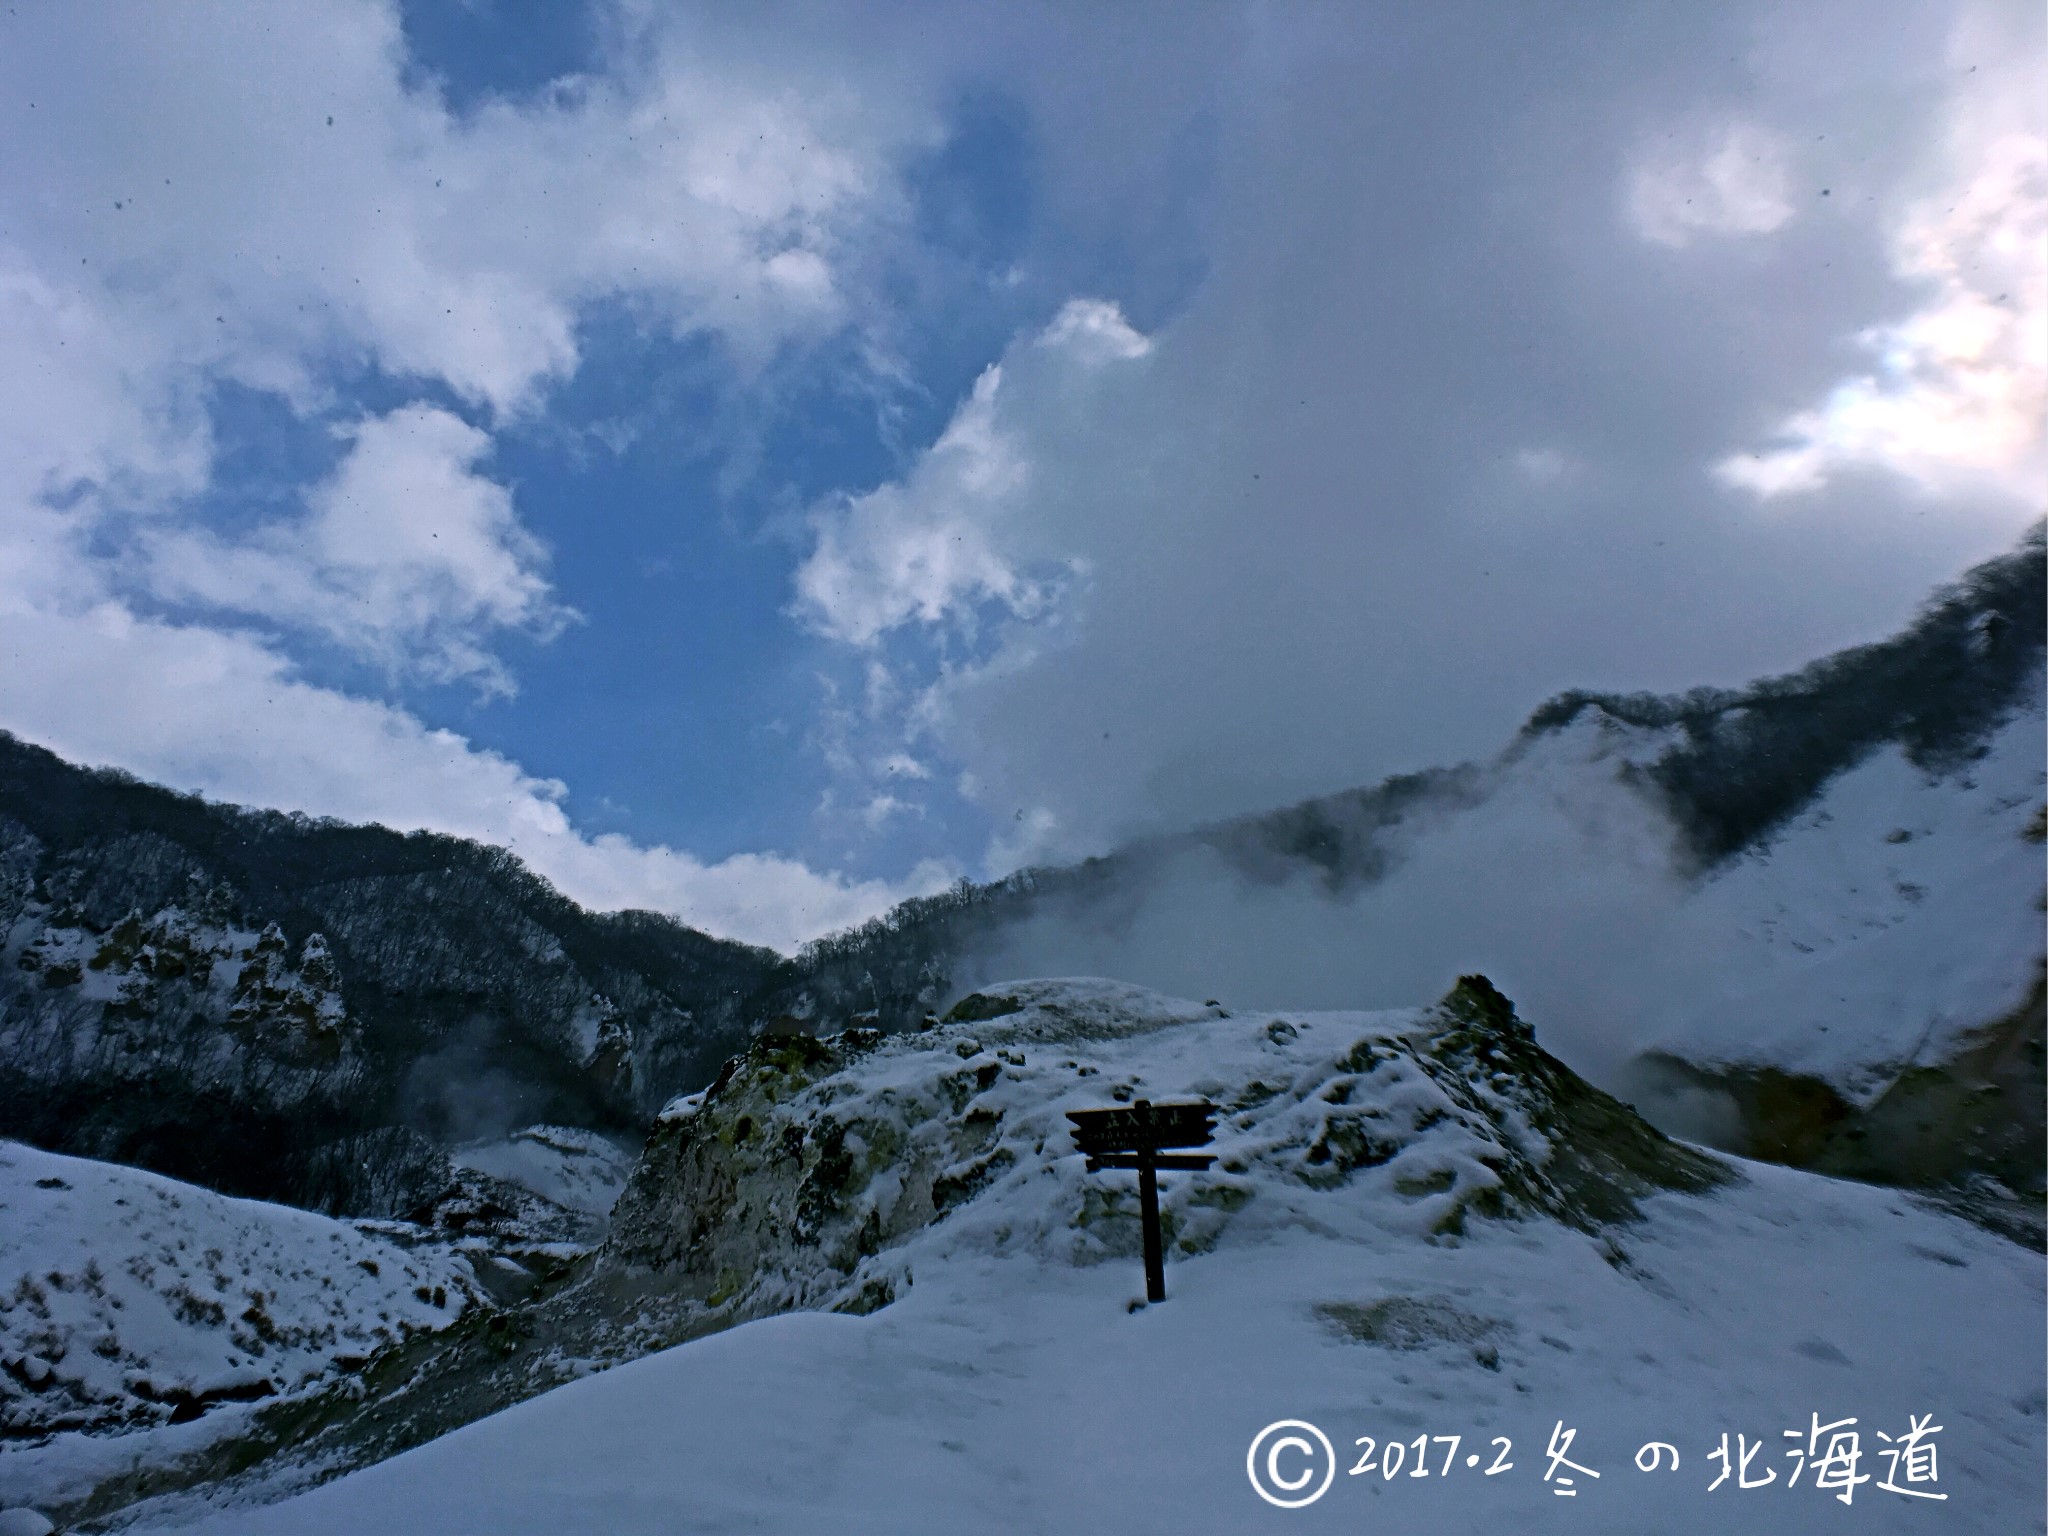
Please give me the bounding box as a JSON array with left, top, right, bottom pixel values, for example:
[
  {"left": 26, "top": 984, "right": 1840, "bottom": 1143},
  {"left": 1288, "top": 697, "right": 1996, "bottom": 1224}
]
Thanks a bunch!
[{"left": 1516, "top": 531, "right": 2044, "bottom": 869}]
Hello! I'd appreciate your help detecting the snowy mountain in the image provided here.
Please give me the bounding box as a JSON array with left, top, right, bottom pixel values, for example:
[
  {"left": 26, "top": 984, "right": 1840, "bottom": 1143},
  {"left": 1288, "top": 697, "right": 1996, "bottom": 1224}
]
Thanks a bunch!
[
  {"left": 48, "top": 977, "right": 2040, "bottom": 1535},
  {"left": 2, "top": 535, "right": 2037, "bottom": 1234},
  {"left": 0, "top": 739, "right": 785, "bottom": 1217}
]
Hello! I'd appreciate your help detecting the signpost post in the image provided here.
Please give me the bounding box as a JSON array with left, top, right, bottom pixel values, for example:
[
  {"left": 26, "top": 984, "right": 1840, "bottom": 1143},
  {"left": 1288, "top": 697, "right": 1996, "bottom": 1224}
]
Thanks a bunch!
[{"left": 1067, "top": 1099, "right": 1217, "bottom": 1303}]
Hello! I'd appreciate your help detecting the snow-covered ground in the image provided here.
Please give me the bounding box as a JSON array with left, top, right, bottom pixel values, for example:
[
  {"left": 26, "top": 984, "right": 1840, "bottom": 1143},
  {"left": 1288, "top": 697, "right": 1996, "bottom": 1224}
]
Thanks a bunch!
[
  {"left": 115, "top": 979, "right": 2044, "bottom": 1536},
  {"left": 0, "top": 1142, "right": 474, "bottom": 1514},
  {"left": 136, "top": 1187, "right": 2043, "bottom": 1536},
  {"left": 447, "top": 1126, "right": 631, "bottom": 1221}
]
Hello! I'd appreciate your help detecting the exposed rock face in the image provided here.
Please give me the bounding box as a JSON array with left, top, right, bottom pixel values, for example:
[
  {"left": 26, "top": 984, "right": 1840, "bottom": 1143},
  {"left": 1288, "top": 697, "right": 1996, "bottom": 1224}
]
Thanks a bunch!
[{"left": 0, "top": 738, "right": 782, "bottom": 1215}]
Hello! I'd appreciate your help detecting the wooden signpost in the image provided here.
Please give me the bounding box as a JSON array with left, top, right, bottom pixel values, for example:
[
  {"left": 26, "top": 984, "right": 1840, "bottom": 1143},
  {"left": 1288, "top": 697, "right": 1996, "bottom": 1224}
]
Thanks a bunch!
[{"left": 1067, "top": 1099, "right": 1217, "bottom": 1303}]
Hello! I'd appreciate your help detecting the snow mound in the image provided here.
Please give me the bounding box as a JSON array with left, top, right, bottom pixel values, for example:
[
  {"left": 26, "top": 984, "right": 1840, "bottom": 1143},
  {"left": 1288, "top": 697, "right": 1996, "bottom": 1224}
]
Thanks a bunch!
[
  {"left": 606, "top": 976, "right": 1724, "bottom": 1324},
  {"left": 0, "top": 1142, "right": 473, "bottom": 1442}
]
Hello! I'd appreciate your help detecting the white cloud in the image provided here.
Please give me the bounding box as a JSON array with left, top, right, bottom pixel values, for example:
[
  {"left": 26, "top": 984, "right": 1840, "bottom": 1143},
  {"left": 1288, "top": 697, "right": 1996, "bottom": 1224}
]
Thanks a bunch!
[
  {"left": 791, "top": 299, "right": 1148, "bottom": 649},
  {"left": 0, "top": 1, "right": 926, "bottom": 419},
  {"left": 0, "top": 0, "right": 934, "bottom": 697},
  {"left": 980, "top": 805, "right": 1065, "bottom": 877},
  {"left": 857, "top": 794, "right": 916, "bottom": 832},
  {"left": 1629, "top": 122, "right": 1797, "bottom": 247},
  {"left": 1716, "top": 34, "right": 2046, "bottom": 503},
  {"left": 787, "top": 299, "right": 1156, "bottom": 851},
  {"left": 792, "top": 366, "right": 1037, "bottom": 647},
  {"left": 1034, "top": 297, "right": 1155, "bottom": 364},
  {"left": 138, "top": 405, "right": 573, "bottom": 695}
]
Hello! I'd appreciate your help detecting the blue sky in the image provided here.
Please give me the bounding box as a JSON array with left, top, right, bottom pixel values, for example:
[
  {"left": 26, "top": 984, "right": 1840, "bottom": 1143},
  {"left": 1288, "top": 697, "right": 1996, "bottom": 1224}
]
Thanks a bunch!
[{"left": 0, "top": 1, "right": 2040, "bottom": 949}]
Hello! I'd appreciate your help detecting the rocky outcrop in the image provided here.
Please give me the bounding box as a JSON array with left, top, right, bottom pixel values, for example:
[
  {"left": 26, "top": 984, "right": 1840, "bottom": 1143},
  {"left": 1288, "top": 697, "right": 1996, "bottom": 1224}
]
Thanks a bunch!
[{"left": 602, "top": 976, "right": 1727, "bottom": 1325}]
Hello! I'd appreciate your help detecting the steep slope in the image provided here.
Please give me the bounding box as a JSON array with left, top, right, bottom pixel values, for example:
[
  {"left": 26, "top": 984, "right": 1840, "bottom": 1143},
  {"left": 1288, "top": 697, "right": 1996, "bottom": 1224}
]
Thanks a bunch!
[{"left": 0, "top": 737, "right": 782, "bottom": 1215}]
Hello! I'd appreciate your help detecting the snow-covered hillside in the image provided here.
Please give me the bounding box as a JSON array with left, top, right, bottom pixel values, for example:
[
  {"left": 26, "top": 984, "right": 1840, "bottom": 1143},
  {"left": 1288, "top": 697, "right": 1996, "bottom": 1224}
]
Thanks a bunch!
[
  {"left": 0, "top": 1140, "right": 478, "bottom": 1521},
  {"left": 84, "top": 979, "right": 2044, "bottom": 1535},
  {"left": 1637, "top": 697, "right": 2043, "bottom": 1095},
  {"left": 1573, "top": 693, "right": 2047, "bottom": 1205},
  {"left": 0, "top": 732, "right": 778, "bottom": 1225}
]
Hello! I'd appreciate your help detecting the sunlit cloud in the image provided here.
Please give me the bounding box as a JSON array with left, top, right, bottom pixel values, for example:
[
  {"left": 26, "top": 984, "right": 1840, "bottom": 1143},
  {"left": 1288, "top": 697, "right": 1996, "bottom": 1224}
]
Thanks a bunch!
[
  {"left": 1717, "top": 38, "right": 2046, "bottom": 504},
  {"left": 791, "top": 299, "right": 1148, "bottom": 649}
]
